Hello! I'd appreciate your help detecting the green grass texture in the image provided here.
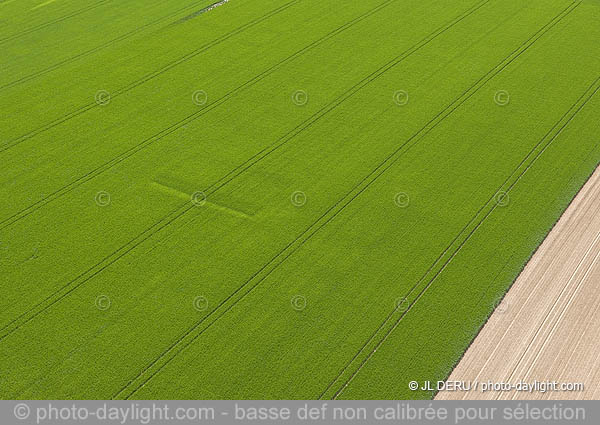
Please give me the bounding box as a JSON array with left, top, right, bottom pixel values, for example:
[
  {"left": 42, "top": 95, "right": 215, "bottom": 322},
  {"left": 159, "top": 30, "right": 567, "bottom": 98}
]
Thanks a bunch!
[{"left": 1, "top": 0, "right": 599, "bottom": 399}]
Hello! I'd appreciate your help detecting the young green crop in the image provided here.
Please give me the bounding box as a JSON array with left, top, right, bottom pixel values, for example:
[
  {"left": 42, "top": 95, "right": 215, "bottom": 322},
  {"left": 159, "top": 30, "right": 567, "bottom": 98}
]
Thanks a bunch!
[{"left": 0, "top": 0, "right": 598, "bottom": 400}]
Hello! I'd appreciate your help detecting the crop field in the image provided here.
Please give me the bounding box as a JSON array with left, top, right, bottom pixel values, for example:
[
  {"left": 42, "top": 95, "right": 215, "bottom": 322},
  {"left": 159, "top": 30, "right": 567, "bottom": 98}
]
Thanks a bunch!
[
  {"left": 437, "top": 166, "right": 600, "bottom": 400},
  {"left": 1, "top": 0, "right": 599, "bottom": 400}
]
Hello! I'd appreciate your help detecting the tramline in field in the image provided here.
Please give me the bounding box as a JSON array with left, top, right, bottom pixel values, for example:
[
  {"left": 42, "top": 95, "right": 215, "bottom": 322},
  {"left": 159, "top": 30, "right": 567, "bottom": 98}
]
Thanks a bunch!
[{"left": 1, "top": 0, "right": 599, "bottom": 400}]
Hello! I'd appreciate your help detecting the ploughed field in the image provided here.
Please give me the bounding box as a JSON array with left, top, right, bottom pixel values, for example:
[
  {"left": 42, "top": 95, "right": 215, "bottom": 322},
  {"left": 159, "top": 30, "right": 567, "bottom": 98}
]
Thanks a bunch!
[
  {"left": 1, "top": 0, "right": 599, "bottom": 399},
  {"left": 437, "top": 166, "right": 600, "bottom": 400}
]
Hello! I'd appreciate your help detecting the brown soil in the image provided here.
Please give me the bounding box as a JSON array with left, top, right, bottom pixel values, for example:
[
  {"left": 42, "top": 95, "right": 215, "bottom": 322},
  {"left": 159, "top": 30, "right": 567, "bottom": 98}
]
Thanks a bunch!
[{"left": 436, "top": 166, "right": 600, "bottom": 400}]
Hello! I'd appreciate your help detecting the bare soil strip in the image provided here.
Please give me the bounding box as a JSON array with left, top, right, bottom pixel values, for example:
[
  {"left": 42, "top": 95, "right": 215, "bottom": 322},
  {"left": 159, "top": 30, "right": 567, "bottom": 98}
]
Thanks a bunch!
[{"left": 437, "top": 166, "right": 600, "bottom": 400}]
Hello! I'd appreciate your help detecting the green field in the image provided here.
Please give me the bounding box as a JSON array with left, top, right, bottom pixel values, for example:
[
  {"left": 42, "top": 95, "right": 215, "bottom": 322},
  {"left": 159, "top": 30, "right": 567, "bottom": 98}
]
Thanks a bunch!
[{"left": 1, "top": 0, "right": 599, "bottom": 399}]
